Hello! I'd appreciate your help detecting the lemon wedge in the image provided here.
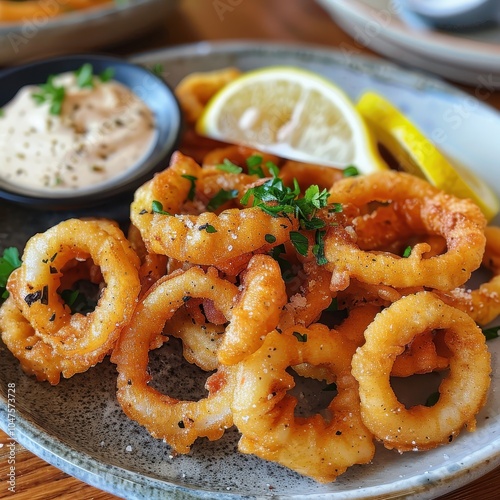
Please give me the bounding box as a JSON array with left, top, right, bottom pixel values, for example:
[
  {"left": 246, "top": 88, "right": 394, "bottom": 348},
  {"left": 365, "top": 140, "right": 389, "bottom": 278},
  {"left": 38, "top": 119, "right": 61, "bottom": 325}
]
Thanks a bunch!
[
  {"left": 357, "top": 91, "right": 500, "bottom": 221},
  {"left": 196, "top": 66, "right": 387, "bottom": 174}
]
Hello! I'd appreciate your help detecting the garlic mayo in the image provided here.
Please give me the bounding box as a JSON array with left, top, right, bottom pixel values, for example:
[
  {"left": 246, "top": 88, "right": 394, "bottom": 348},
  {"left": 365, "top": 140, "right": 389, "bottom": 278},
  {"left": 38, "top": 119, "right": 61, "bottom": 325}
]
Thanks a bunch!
[{"left": 0, "top": 71, "right": 156, "bottom": 193}]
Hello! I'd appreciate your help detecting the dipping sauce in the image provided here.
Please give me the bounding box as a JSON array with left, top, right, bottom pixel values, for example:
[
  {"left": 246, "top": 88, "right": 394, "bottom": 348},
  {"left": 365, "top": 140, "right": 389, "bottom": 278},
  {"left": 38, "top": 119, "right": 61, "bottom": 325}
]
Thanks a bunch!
[{"left": 0, "top": 68, "right": 157, "bottom": 193}]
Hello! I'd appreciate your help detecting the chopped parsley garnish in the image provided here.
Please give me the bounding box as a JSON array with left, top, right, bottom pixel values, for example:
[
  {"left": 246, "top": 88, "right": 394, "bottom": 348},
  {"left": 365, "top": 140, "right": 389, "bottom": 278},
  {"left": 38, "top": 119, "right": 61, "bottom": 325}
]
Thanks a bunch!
[
  {"left": 265, "top": 234, "right": 277, "bottom": 244},
  {"left": 207, "top": 188, "right": 238, "bottom": 211},
  {"left": 32, "top": 64, "right": 115, "bottom": 115},
  {"left": 199, "top": 223, "right": 217, "bottom": 233},
  {"left": 402, "top": 246, "right": 412, "bottom": 258},
  {"left": 246, "top": 154, "right": 266, "bottom": 178},
  {"left": 240, "top": 164, "right": 331, "bottom": 264},
  {"left": 60, "top": 288, "right": 98, "bottom": 315},
  {"left": 290, "top": 231, "right": 309, "bottom": 257},
  {"left": 32, "top": 75, "right": 66, "bottom": 115},
  {"left": 150, "top": 63, "right": 164, "bottom": 78},
  {"left": 425, "top": 392, "right": 440, "bottom": 407},
  {"left": 293, "top": 331, "right": 308, "bottom": 342},
  {"left": 181, "top": 174, "right": 197, "bottom": 201},
  {"left": 99, "top": 67, "right": 115, "bottom": 83},
  {"left": 482, "top": 325, "right": 500, "bottom": 341},
  {"left": 217, "top": 159, "right": 243, "bottom": 174},
  {"left": 75, "top": 63, "right": 95, "bottom": 88},
  {"left": 343, "top": 165, "right": 359, "bottom": 177},
  {"left": 312, "top": 229, "right": 328, "bottom": 266},
  {"left": 151, "top": 200, "right": 171, "bottom": 215},
  {"left": 0, "top": 247, "right": 21, "bottom": 301}
]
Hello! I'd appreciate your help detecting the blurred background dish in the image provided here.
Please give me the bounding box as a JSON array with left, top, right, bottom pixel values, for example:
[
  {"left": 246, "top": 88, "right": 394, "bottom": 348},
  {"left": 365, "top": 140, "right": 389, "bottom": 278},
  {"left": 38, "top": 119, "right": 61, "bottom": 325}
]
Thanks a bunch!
[
  {"left": 0, "top": 0, "right": 178, "bottom": 66},
  {"left": 317, "top": 0, "right": 500, "bottom": 87}
]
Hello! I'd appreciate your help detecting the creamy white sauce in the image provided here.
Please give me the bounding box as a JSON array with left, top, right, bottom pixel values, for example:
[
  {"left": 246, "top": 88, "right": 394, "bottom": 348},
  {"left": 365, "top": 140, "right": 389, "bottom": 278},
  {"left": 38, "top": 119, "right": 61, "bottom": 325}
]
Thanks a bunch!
[{"left": 0, "top": 72, "right": 157, "bottom": 193}]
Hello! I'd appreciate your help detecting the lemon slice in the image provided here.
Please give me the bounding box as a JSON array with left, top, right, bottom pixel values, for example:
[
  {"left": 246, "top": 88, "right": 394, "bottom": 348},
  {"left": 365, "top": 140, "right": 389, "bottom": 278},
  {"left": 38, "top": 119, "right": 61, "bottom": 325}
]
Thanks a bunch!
[
  {"left": 357, "top": 91, "right": 500, "bottom": 221},
  {"left": 196, "top": 66, "right": 387, "bottom": 174}
]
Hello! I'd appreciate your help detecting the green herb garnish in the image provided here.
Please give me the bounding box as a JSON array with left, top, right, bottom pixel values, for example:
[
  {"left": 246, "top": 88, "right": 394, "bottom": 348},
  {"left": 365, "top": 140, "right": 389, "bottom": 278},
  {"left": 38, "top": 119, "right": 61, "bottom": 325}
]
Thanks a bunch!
[
  {"left": 482, "top": 325, "right": 500, "bottom": 341},
  {"left": 99, "top": 67, "right": 115, "bottom": 82},
  {"left": 199, "top": 223, "right": 217, "bottom": 233},
  {"left": 402, "top": 246, "right": 412, "bottom": 258},
  {"left": 217, "top": 158, "right": 243, "bottom": 174},
  {"left": 150, "top": 63, "right": 164, "bottom": 78},
  {"left": 151, "top": 200, "right": 171, "bottom": 215},
  {"left": 0, "top": 247, "right": 21, "bottom": 301},
  {"left": 60, "top": 288, "right": 97, "bottom": 315},
  {"left": 75, "top": 63, "right": 95, "bottom": 88},
  {"left": 343, "top": 165, "right": 359, "bottom": 177},
  {"left": 32, "top": 75, "right": 66, "bottom": 115},
  {"left": 246, "top": 154, "right": 266, "bottom": 178},
  {"left": 207, "top": 188, "right": 238, "bottom": 211},
  {"left": 181, "top": 174, "right": 197, "bottom": 201},
  {"left": 293, "top": 331, "right": 308, "bottom": 343},
  {"left": 425, "top": 392, "right": 440, "bottom": 407}
]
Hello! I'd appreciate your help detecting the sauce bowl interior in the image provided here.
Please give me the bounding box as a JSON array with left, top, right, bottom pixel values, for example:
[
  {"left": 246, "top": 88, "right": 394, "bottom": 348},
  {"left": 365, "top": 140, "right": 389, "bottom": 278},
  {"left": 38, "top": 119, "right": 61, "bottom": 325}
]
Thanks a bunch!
[{"left": 0, "top": 54, "right": 182, "bottom": 210}]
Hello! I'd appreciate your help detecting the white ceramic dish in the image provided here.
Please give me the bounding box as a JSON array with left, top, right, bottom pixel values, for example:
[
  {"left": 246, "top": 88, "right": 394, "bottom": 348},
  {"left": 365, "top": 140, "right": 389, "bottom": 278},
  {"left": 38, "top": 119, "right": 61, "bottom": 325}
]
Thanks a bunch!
[
  {"left": 0, "top": 0, "right": 178, "bottom": 66},
  {"left": 317, "top": 0, "right": 500, "bottom": 87},
  {"left": 1, "top": 41, "right": 500, "bottom": 499}
]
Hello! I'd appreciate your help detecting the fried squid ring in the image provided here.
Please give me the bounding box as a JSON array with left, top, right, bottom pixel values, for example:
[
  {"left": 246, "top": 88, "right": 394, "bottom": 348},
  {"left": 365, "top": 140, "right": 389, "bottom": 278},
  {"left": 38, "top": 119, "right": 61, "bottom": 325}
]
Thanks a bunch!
[
  {"left": 440, "top": 225, "right": 500, "bottom": 325},
  {"left": 0, "top": 297, "right": 112, "bottom": 384},
  {"left": 232, "top": 325, "right": 375, "bottom": 483},
  {"left": 175, "top": 67, "right": 242, "bottom": 124},
  {"left": 325, "top": 171, "right": 486, "bottom": 292},
  {"left": 167, "top": 307, "right": 224, "bottom": 372},
  {"left": 351, "top": 291, "right": 491, "bottom": 452},
  {"left": 130, "top": 152, "right": 298, "bottom": 270},
  {"left": 7, "top": 219, "right": 141, "bottom": 357},
  {"left": 218, "top": 254, "right": 287, "bottom": 366},
  {"left": 112, "top": 266, "right": 239, "bottom": 454}
]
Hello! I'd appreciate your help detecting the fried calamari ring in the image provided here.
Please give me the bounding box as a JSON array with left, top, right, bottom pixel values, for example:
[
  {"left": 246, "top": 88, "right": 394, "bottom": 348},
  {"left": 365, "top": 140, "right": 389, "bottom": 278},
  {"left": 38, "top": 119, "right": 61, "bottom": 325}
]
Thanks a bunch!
[
  {"left": 325, "top": 171, "right": 486, "bottom": 292},
  {"left": 131, "top": 152, "right": 297, "bottom": 270},
  {"left": 0, "top": 297, "right": 112, "bottom": 384},
  {"left": 232, "top": 325, "right": 375, "bottom": 483},
  {"left": 279, "top": 260, "right": 333, "bottom": 330},
  {"left": 391, "top": 330, "right": 449, "bottom": 377},
  {"left": 439, "top": 226, "right": 500, "bottom": 325},
  {"left": 167, "top": 307, "right": 224, "bottom": 372},
  {"left": 279, "top": 160, "right": 344, "bottom": 192},
  {"left": 352, "top": 291, "right": 491, "bottom": 452},
  {"left": 127, "top": 223, "right": 168, "bottom": 297},
  {"left": 112, "top": 266, "right": 239, "bottom": 454},
  {"left": 175, "top": 67, "right": 242, "bottom": 124},
  {"left": 218, "top": 254, "right": 286, "bottom": 365},
  {"left": 7, "top": 219, "right": 141, "bottom": 357}
]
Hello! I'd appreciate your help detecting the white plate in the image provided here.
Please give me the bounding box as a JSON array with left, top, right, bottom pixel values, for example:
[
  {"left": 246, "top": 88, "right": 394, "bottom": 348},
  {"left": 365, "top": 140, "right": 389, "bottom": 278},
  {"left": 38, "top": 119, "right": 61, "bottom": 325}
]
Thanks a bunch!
[
  {"left": 1, "top": 41, "right": 500, "bottom": 500},
  {"left": 317, "top": 0, "right": 500, "bottom": 87},
  {"left": 0, "top": 0, "right": 178, "bottom": 66}
]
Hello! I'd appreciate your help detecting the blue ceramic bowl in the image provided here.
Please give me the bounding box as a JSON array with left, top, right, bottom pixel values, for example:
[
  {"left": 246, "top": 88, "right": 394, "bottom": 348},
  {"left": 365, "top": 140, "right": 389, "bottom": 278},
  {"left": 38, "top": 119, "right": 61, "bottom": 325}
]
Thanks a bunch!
[{"left": 0, "top": 54, "right": 182, "bottom": 210}]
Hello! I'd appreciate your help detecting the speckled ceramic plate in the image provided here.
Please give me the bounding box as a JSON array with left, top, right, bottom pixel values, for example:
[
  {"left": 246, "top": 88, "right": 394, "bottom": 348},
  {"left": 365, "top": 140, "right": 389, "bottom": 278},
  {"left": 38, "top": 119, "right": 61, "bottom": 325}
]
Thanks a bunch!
[{"left": 1, "top": 41, "right": 500, "bottom": 499}]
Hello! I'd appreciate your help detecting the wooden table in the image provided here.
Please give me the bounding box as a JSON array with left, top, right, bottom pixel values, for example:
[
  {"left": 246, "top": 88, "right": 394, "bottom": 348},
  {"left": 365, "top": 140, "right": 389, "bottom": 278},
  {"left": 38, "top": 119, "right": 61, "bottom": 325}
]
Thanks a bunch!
[{"left": 1, "top": 1, "right": 499, "bottom": 498}]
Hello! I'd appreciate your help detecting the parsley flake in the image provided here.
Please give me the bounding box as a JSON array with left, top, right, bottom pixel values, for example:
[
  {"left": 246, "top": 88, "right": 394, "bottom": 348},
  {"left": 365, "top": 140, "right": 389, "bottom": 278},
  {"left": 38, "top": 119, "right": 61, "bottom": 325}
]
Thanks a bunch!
[
  {"left": 207, "top": 188, "right": 238, "bottom": 211},
  {"left": 217, "top": 158, "right": 243, "bottom": 174},
  {"left": 343, "top": 165, "right": 359, "bottom": 177},
  {"left": 293, "top": 331, "right": 308, "bottom": 342},
  {"left": 181, "top": 174, "right": 197, "bottom": 201},
  {"left": 482, "top": 325, "right": 500, "bottom": 341},
  {"left": 151, "top": 200, "right": 171, "bottom": 215},
  {"left": 0, "top": 247, "right": 22, "bottom": 301},
  {"left": 32, "top": 75, "right": 66, "bottom": 115}
]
